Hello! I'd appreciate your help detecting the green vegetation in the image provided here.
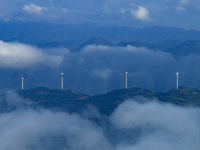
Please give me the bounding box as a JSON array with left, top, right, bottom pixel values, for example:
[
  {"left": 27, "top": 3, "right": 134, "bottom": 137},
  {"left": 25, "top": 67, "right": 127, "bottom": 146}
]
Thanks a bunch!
[
  {"left": 17, "top": 87, "right": 90, "bottom": 113},
  {"left": 15, "top": 86, "right": 200, "bottom": 115}
]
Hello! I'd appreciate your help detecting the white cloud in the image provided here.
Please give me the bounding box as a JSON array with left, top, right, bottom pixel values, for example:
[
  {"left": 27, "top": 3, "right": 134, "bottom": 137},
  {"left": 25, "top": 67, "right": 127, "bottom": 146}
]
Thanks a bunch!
[
  {"left": 177, "top": 6, "right": 186, "bottom": 11},
  {"left": 120, "top": 8, "right": 127, "bottom": 14},
  {"left": 22, "top": 4, "right": 47, "bottom": 15},
  {"left": 66, "top": 45, "right": 176, "bottom": 94},
  {"left": 180, "top": 0, "right": 189, "bottom": 4},
  {"left": 0, "top": 41, "right": 63, "bottom": 69},
  {"left": 61, "top": 8, "right": 69, "bottom": 13},
  {"left": 93, "top": 69, "right": 112, "bottom": 80},
  {"left": 110, "top": 98, "right": 200, "bottom": 150},
  {"left": 0, "top": 92, "right": 111, "bottom": 150},
  {"left": 1, "top": 92, "right": 200, "bottom": 150},
  {"left": 132, "top": 6, "right": 151, "bottom": 21},
  {"left": 131, "top": 3, "right": 135, "bottom": 7},
  {"left": 178, "top": 0, "right": 189, "bottom": 11},
  {"left": 0, "top": 110, "right": 111, "bottom": 150}
]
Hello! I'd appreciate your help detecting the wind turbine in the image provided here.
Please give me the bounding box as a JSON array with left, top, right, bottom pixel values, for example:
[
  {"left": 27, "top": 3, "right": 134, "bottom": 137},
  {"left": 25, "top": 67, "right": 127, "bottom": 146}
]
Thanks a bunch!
[
  {"left": 125, "top": 72, "right": 128, "bottom": 89},
  {"left": 21, "top": 77, "right": 24, "bottom": 90},
  {"left": 61, "top": 72, "right": 64, "bottom": 89},
  {"left": 176, "top": 72, "right": 179, "bottom": 89}
]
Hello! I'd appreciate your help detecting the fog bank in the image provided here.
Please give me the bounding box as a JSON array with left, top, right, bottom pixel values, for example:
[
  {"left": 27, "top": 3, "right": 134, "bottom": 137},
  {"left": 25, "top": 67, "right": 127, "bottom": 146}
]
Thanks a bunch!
[
  {"left": 1, "top": 42, "right": 200, "bottom": 95},
  {"left": 0, "top": 93, "right": 200, "bottom": 150}
]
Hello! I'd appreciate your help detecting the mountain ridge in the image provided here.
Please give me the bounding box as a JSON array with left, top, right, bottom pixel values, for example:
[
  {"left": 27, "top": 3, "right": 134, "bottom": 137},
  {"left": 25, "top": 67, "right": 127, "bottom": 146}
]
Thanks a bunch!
[
  {"left": 13, "top": 86, "right": 200, "bottom": 115},
  {"left": 1, "top": 21, "right": 200, "bottom": 45}
]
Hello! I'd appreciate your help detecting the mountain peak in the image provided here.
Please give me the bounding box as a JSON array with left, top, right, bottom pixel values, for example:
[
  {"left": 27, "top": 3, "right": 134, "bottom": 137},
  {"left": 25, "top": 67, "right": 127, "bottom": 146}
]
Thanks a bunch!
[{"left": 76, "top": 37, "right": 114, "bottom": 51}]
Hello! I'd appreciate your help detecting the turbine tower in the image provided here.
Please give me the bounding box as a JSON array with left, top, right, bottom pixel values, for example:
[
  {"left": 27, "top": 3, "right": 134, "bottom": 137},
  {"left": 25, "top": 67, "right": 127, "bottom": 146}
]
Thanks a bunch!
[
  {"left": 125, "top": 72, "right": 128, "bottom": 89},
  {"left": 176, "top": 72, "right": 179, "bottom": 89},
  {"left": 61, "top": 72, "right": 64, "bottom": 89},
  {"left": 21, "top": 77, "right": 24, "bottom": 90}
]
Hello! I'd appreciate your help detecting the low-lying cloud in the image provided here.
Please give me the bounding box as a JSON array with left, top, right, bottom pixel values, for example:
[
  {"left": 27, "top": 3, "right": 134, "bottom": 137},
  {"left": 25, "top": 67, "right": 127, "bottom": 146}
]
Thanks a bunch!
[
  {"left": 0, "top": 93, "right": 200, "bottom": 150},
  {"left": 59, "top": 44, "right": 200, "bottom": 95},
  {"left": 0, "top": 41, "right": 63, "bottom": 69},
  {"left": 1, "top": 43, "right": 200, "bottom": 95},
  {"left": 110, "top": 98, "right": 200, "bottom": 150},
  {"left": 60, "top": 45, "right": 177, "bottom": 94},
  {"left": 0, "top": 110, "right": 111, "bottom": 150}
]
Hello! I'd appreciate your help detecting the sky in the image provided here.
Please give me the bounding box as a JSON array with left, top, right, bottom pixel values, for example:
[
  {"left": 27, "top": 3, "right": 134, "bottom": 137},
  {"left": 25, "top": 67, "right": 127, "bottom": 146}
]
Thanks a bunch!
[{"left": 0, "top": 0, "right": 200, "bottom": 30}]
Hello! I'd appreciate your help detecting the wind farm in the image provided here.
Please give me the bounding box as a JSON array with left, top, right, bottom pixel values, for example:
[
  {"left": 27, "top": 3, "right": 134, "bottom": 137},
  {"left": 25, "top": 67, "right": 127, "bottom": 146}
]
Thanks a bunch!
[
  {"left": 19, "top": 70, "right": 182, "bottom": 93},
  {"left": 1, "top": 1, "right": 200, "bottom": 149}
]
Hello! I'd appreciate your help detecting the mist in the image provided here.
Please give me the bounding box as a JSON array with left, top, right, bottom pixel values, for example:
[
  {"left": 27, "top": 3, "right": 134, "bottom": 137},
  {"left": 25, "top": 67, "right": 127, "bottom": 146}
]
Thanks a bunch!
[
  {"left": 59, "top": 45, "right": 200, "bottom": 94},
  {"left": 0, "top": 92, "right": 200, "bottom": 150},
  {"left": 0, "top": 40, "right": 63, "bottom": 69},
  {"left": 110, "top": 98, "right": 200, "bottom": 150},
  {"left": 1, "top": 41, "right": 200, "bottom": 94}
]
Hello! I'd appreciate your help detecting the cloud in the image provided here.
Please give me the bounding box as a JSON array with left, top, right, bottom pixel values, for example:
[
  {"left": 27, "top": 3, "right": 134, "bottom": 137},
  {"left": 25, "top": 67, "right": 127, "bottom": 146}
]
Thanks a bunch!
[
  {"left": 51, "top": 44, "right": 200, "bottom": 95},
  {"left": 22, "top": 4, "right": 47, "bottom": 15},
  {"left": 2, "top": 43, "right": 200, "bottom": 95},
  {"left": 177, "top": 0, "right": 189, "bottom": 11},
  {"left": 120, "top": 8, "right": 127, "bottom": 14},
  {"left": 0, "top": 110, "right": 112, "bottom": 150},
  {"left": 61, "top": 8, "right": 69, "bottom": 13},
  {"left": 132, "top": 6, "right": 151, "bottom": 21},
  {"left": 110, "top": 98, "right": 200, "bottom": 150},
  {"left": 92, "top": 69, "right": 112, "bottom": 80},
  {"left": 177, "top": 6, "right": 186, "bottom": 11},
  {"left": 0, "top": 41, "right": 63, "bottom": 69},
  {"left": 64, "top": 45, "right": 176, "bottom": 94},
  {"left": 180, "top": 0, "right": 189, "bottom": 4},
  {"left": 0, "top": 92, "right": 111, "bottom": 150},
  {"left": 0, "top": 91, "right": 200, "bottom": 150},
  {"left": 0, "top": 0, "right": 198, "bottom": 29}
]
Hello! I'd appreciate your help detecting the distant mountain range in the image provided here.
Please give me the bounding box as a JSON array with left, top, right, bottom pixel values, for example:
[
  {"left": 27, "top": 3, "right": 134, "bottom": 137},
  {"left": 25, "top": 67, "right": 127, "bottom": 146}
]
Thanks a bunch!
[
  {"left": 117, "top": 40, "right": 200, "bottom": 57},
  {"left": 39, "top": 37, "right": 200, "bottom": 57},
  {"left": 8, "top": 86, "right": 200, "bottom": 116},
  {"left": 1, "top": 21, "right": 200, "bottom": 56},
  {"left": 1, "top": 21, "right": 200, "bottom": 45}
]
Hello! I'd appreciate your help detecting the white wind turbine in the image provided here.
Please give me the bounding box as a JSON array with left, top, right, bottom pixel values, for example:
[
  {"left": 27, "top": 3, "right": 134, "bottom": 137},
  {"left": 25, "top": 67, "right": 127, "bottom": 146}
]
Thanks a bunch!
[
  {"left": 176, "top": 72, "right": 179, "bottom": 89},
  {"left": 21, "top": 77, "right": 24, "bottom": 90},
  {"left": 125, "top": 72, "right": 128, "bottom": 89},
  {"left": 61, "top": 72, "right": 64, "bottom": 89}
]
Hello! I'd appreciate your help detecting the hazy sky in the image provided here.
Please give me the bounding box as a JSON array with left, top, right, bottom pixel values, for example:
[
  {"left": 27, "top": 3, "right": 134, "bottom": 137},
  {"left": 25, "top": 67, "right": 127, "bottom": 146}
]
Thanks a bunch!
[{"left": 1, "top": 0, "right": 200, "bottom": 30}]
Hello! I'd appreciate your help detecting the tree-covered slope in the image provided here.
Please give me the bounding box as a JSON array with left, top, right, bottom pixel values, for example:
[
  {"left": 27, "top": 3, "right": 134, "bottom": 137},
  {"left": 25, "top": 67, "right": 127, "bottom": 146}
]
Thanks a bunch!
[{"left": 12, "top": 86, "right": 200, "bottom": 116}]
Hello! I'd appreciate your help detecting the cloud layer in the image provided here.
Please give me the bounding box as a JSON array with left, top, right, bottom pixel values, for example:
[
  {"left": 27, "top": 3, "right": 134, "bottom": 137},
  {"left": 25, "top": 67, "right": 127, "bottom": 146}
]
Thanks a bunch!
[
  {"left": 0, "top": 41, "right": 63, "bottom": 69},
  {"left": 58, "top": 45, "right": 176, "bottom": 94},
  {"left": 0, "top": 93, "right": 200, "bottom": 150},
  {"left": 1, "top": 43, "right": 200, "bottom": 95},
  {"left": 110, "top": 98, "right": 200, "bottom": 150}
]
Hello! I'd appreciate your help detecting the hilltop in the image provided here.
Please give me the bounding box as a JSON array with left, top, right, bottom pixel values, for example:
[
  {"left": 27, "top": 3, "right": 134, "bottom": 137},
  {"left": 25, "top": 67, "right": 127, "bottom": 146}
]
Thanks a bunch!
[
  {"left": 12, "top": 86, "right": 200, "bottom": 116},
  {"left": 17, "top": 87, "right": 90, "bottom": 113}
]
